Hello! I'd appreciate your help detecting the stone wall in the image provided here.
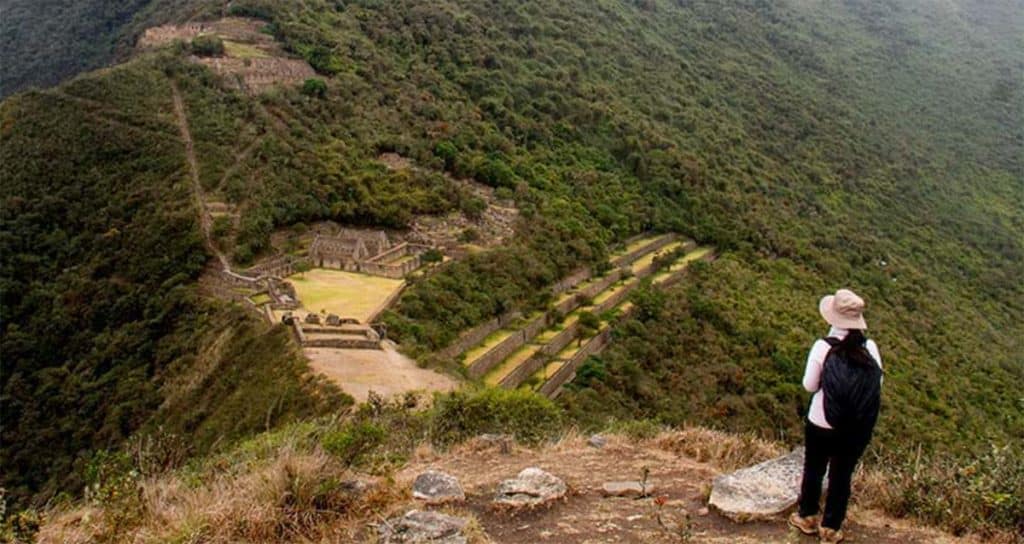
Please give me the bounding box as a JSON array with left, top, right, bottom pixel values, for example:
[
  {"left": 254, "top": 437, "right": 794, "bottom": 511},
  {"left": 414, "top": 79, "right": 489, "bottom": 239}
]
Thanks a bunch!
[
  {"left": 366, "top": 282, "right": 408, "bottom": 324},
  {"left": 539, "top": 327, "right": 613, "bottom": 398},
  {"left": 436, "top": 311, "right": 521, "bottom": 361},
  {"left": 466, "top": 312, "right": 548, "bottom": 379},
  {"left": 611, "top": 233, "right": 678, "bottom": 267},
  {"left": 550, "top": 267, "right": 591, "bottom": 296},
  {"left": 579, "top": 268, "right": 626, "bottom": 301},
  {"left": 303, "top": 337, "right": 381, "bottom": 349}
]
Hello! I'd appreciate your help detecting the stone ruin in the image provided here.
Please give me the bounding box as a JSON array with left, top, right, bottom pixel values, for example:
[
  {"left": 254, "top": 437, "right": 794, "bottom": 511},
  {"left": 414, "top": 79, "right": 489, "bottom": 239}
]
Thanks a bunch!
[
  {"left": 137, "top": 18, "right": 316, "bottom": 96},
  {"left": 137, "top": 23, "right": 212, "bottom": 48},
  {"left": 309, "top": 229, "right": 430, "bottom": 279}
]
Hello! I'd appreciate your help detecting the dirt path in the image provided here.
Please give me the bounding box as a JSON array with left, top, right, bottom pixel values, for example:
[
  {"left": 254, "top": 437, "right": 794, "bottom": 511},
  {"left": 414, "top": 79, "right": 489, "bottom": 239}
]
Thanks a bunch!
[
  {"left": 394, "top": 435, "right": 973, "bottom": 544},
  {"left": 170, "top": 80, "right": 231, "bottom": 271},
  {"left": 305, "top": 341, "right": 456, "bottom": 402}
]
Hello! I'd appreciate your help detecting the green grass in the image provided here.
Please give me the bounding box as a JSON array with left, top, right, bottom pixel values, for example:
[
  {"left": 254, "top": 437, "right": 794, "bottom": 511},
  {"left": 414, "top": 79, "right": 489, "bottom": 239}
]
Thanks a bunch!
[
  {"left": 623, "top": 234, "right": 664, "bottom": 254},
  {"left": 484, "top": 344, "right": 541, "bottom": 385},
  {"left": 462, "top": 328, "right": 516, "bottom": 365},
  {"left": 630, "top": 241, "right": 683, "bottom": 273},
  {"left": 249, "top": 293, "right": 272, "bottom": 305},
  {"left": 223, "top": 40, "right": 270, "bottom": 59},
  {"left": 287, "top": 269, "right": 403, "bottom": 322}
]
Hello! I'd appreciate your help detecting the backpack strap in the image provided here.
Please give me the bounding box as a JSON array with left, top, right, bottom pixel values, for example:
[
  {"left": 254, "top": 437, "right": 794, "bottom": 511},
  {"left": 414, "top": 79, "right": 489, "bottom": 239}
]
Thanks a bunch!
[{"left": 822, "top": 337, "right": 841, "bottom": 347}]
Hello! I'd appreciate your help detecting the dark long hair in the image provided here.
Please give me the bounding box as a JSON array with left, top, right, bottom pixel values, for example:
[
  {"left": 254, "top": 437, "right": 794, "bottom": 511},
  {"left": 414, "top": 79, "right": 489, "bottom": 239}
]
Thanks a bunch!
[{"left": 834, "top": 329, "right": 876, "bottom": 366}]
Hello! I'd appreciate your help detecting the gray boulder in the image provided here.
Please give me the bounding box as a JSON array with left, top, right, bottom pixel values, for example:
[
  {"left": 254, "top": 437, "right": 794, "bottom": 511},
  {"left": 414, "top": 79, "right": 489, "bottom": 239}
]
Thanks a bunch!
[
  {"left": 304, "top": 313, "right": 321, "bottom": 324},
  {"left": 708, "top": 448, "right": 808, "bottom": 520},
  {"left": 494, "top": 467, "right": 566, "bottom": 508},
  {"left": 325, "top": 313, "right": 341, "bottom": 326},
  {"left": 587, "top": 434, "right": 608, "bottom": 449},
  {"left": 378, "top": 510, "right": 468, "bottom": 544},
  {"left": 412, "top": 470, "right": 465, "bottom": 505}
]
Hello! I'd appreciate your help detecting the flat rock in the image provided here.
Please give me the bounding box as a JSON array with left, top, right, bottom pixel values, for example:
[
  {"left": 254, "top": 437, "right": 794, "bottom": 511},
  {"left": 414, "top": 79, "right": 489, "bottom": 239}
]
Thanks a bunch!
[
  {"left": 378, "top": 510, "right": 468, "bottom": 544},
  {"left": 587, "top": 434, "right": 608, "bottom": 448},
  {"left": 412, "top": 470, "right": 465, "bottom": 505},
  {"left": 708, "top": 447, "right": 806, "bottom": 521},
  {"left": 494, "top": 467, "right": 567, "bottom": 508},
  {"left": 601, "top": 480, "right": 658, "bottom": 498}
]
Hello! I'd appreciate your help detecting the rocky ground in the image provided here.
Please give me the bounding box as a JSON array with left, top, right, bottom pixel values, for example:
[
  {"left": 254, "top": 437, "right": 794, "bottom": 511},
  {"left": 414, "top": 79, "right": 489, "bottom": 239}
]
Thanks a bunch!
[{"left": 382, "top": 433, "right": 980, "bottom": 544}]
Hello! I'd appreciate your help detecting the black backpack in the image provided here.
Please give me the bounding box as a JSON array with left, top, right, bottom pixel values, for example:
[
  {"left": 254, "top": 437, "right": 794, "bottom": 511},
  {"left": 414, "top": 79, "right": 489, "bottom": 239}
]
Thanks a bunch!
[{"left": 821, "top": 337, "right": 882, "bottom": 436}]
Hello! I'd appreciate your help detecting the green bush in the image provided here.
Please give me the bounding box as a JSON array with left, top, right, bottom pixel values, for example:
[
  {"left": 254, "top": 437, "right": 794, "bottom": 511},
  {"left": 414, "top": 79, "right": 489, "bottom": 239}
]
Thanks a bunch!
[
  {"left": 191, "top": 35, "right": 225, "bottom": 57},
  {"left": 429, "top": 388, "right": 563, "bottom": 447},
  {"left": 301, "top": 78, "right": 327, "bottom": 98},
  {"left": 322, "top": 422, "right": 386, "bottom": 466},
  {"left": 433, "top": 141, "right": 458, "bottom": 170}
]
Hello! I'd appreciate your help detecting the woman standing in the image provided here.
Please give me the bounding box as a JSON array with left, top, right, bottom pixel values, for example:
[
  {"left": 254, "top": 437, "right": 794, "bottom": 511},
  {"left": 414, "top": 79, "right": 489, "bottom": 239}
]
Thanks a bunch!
[{"left": 789, "top": 289, "right": 883, "bottom": 543}]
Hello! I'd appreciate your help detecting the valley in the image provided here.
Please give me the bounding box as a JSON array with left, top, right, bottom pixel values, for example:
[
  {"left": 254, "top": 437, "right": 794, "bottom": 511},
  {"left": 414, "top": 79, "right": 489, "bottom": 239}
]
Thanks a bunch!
[{"left": 1, "top": 0, "right": 1021, "bottom": 541}]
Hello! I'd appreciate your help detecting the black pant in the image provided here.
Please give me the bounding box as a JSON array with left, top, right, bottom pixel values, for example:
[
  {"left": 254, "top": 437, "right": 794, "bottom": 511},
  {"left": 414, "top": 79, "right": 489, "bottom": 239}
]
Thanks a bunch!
[{"left": 798, "top": 420, "right": 870, "bottom": 530}]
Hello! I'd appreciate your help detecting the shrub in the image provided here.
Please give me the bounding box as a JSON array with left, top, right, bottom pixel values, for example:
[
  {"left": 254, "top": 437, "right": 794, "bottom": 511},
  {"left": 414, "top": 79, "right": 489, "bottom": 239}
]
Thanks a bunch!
[
  {"left": 321, "top": 422, "right": 386, "bottom": 466},
  {"left": 429, "top": 388, "right": 562, "bottom": 447},
  {"left": 459, "top": 196, "right": 487, "bottom": 219},
  {"left": 433, "top": 140, "right": 458, "bottom": 170},
  {"left": 191, "top": 35, "right": 225, "bottom": 57},
  {"left": 301, "top": 78, "right": 327, "bottom": 98},
  {"left": 421, "top": 248, "right": 443, "bottom": 263}
]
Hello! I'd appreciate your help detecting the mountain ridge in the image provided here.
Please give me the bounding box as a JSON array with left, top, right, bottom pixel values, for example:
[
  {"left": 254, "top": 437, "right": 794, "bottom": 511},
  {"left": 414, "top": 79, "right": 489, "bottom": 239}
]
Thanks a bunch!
[{"left": 1, "top": 0, "right": 1021, "bottom": 538}]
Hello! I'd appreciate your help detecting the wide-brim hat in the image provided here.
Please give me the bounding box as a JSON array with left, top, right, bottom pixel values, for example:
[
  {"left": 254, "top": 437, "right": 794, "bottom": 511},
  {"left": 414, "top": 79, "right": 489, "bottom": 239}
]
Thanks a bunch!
[{"left": 819, "top": 288, "right": 867, "bottom": 330}]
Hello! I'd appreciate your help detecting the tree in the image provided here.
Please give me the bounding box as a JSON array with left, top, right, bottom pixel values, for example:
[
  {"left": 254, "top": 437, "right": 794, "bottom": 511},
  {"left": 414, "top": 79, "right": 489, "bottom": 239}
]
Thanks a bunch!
[
  {"left": 301, "top": 78, "right": 327, "bottom": 98},
  {"left": 294, "top": 260, "right": 312, "bottom": 278},
  {"left": 191, "top": 35, "right": 225, "bottom": 57},
  {"left": 577, "top": 311, "right": 600, "bottom": 347}
]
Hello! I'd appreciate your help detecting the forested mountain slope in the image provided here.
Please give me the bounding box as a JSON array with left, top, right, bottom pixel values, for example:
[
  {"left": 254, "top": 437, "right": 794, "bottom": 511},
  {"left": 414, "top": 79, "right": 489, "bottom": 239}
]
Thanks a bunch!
[
  {"left": 1, "top": 0, "right": 1021, "bottom": 533},
  {"left": 0, "top": 0, "right": 223, "bottom": 97}
]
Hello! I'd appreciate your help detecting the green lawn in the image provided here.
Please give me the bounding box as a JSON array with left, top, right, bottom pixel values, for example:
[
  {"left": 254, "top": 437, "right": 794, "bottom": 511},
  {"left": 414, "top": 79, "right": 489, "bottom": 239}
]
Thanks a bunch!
[{"left": 287, "top": 268, "right": 403, "bottom": 322}]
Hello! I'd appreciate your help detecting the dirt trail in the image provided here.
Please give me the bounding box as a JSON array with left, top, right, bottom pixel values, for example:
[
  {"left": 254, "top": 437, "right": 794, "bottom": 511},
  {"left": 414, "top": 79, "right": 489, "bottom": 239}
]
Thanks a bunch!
[
  {"left": 170, "top": 80, "right": 230, "bottom": 271},
  {"left": 396, "top": 435, "right": 974, "bottom": 544}
]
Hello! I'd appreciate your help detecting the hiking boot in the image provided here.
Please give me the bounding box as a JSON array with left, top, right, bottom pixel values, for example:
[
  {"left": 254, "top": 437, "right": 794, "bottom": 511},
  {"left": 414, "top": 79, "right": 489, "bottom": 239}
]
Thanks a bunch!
[
  {"left": 819, "top": 527, "right": 845, "bottom": 543},
  {"left": 788, "top": 512, "right": 819, "bottom": 535}
]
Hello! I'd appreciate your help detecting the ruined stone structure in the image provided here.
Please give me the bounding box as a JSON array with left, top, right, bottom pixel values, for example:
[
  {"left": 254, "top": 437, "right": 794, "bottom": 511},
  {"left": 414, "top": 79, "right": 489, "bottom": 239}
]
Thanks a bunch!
[
  {"left": 310, "top": 230, "right": 429, "bottom": 279},
  {"left": 196, "top": 57, "right": 315, "bottom": 95},
  {"left": 138, "top": 23, "right": 212, "bottom": 48}
]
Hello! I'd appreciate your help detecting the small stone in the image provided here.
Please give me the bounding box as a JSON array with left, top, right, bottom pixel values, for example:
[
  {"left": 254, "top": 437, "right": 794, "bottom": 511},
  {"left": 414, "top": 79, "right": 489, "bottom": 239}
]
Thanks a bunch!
[
  {"left": 478, "top": 433, "right": 512, "bottom": 454},
  {"left": 587, "top": 434, "right": 608, "bottom": 448},
  {"left": 697, "top": 507, "right": 710, "bottom": 516},
  {"left": 412, "top": 470, "right": 465, "bottom": 505},
  {"left": 304, "top": 313, "right": 321, "bottom": 324},
  {"left": 325, "top": 313, "right": 341, "bottom": 326},
  {"left": 600, "top": 481, "right": 658, "bottom": 498},
  {"left": 378, "top": 510, "right": 468, "bottom": 544},
  {"left": 494, "top": 467, "right": 567, "bottom": 508}
]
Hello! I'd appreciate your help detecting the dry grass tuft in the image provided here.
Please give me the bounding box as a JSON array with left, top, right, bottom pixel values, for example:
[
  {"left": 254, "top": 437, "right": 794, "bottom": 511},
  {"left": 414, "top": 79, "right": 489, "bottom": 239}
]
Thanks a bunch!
[
  {"left": 654, "top": 426, "right": 786, "bottom": 471},
  {"left": 38, "top": 446, "right": 408, "bottom": 544}
]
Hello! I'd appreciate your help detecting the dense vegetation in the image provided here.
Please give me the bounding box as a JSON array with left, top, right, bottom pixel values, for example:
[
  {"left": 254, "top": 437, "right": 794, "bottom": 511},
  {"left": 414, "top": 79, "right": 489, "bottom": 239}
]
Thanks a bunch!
[
  {"left": 0, "top": 0, "right": 224, "bottom": 97},
  {"left": 1, "top": 0, "right": 1021, "bottom": 536},
  {"left": 0, "top": 55, "right": 349, "bottom": 510}
]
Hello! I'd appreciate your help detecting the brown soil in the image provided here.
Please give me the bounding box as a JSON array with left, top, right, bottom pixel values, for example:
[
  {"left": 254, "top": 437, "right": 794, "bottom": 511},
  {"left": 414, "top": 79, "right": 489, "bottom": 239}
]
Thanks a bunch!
[
  {"left": 390, "top": 435, "right": 975, "bottom": 544},
  {"left": 305, "top": 341, "right": 457, "bottom": 402}
]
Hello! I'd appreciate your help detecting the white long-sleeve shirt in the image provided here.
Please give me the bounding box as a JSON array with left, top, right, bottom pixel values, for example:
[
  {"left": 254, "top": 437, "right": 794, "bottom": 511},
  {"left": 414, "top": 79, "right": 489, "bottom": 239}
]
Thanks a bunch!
[{"left": 803, "top": 326, "right": 882, "bottom": 429}]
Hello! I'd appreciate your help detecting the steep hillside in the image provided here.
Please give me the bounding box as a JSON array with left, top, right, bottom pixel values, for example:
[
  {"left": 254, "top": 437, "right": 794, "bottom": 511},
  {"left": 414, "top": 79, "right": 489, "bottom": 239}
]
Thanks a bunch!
[
  {"left": 0, "top": 54, "right": 349, "bottom": 510},
  {"left": 0, "top": 0, "right": 225, "bottom": 97},
  {"left": 1, "top": 0, "right": 1021, "bottom": 537},
  {"left": 28, "top": 394, "right": 1022, "bottom": 543}
]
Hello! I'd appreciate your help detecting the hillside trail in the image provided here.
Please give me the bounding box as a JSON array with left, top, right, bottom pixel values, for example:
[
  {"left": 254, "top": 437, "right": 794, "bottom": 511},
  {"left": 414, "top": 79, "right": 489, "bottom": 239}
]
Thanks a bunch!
[
  {"left": 396, "top": 434, "right": 975, "bottom": 544},
  {"left": 170, "top": 79, "right": 231, "bottom": 272}
]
